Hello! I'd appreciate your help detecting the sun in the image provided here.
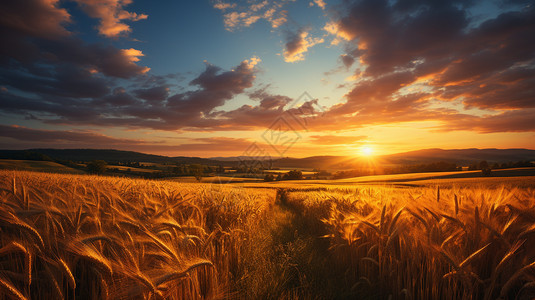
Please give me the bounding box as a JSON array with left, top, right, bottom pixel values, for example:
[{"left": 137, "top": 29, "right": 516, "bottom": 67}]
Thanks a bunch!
[{"left": 360, "top": 145, "right": 374, "bottom": 157}]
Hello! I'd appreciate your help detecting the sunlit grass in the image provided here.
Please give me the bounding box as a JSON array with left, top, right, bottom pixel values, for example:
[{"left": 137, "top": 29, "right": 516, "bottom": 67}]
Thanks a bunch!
[{"left": 0, "top": 170, "right": 534, "bottom": 299}]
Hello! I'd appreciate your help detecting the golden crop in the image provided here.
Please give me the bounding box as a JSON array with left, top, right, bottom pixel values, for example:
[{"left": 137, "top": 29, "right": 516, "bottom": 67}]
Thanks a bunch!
[
  {"left": 1, "top": 170, "right": 534, "bottom": 299},
  {"left": 285, "top": 185, "right": 535, "bottom": 299},
  {"left": 0, "top": 170, "right": 274, "bottom": 299}
]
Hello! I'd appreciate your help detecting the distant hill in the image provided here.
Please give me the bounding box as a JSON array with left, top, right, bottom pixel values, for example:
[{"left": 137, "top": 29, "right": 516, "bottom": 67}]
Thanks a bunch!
[
  {"left": 0, "top": 159, "right": 84, "bottom": 174},
  {"left": 0, "top": 148, "right": 533, "bottom": 170},
  {"left": 269, "top": 149, "right": 535, "bottom": 170},
  {"left": 0, "top": 149, "right": 226, "bottom": 165},
  {"left": 383, "top": 148, "right": 535, "bottom": 165}
]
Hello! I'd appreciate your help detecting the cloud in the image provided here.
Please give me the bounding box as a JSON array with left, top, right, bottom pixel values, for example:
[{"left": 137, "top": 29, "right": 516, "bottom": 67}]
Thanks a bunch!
[
  {"left": 310, "top": 0, "right": 326, "bottom": 10},
  {"left": 72, "top": 0, "right": 147, "bottom": 38},
  {"left": 249, "top": 88, "right": 292, "bottom": 109},
  {"left": 0, "top": 0, "right": 71, "bottom": 39},
  {"left": 317, "top": 0, "right": 535, "bottom": 132},
  {"left": 283, "top": 29, "right": 324, "bottom": 63},
  {"left": 213, "top": 1, "right": 237, "bottom": 10},
  {"left": 438, "top": 109, "right": 535, "bottom": 133},
  {"left": 0, "top": 1, "right": 150, "bottom": 78},
  {"left": 308, "top": 135, "right": 367, "bottom": 145},
  {"left": 134, "top": 86, "right": 169, "bottom": 102},
  {"left": 0, "top": 58, "right": 262, "bottom": 131},
  {"left": 0, "top": 124, "right": 150, "bottom": 145},
  {"left": 0, "top": 65, "right": 111, "bottom": 98},
  {"left": 171, "top": 137, "right": 255, "bottom": 152},
  {"left": 340, "top": 54, "right": 355, "bottom": 69},
  {"left": 0, "top": 124, "right": 265, "bottom": 155},
  {"left": 323, "top": 21, "right": 353, "bottom": 45},
  {"left": 2, "top": 0, "right": 534, "bottom": 143},
  {"left": 214, "top": 0, "right": 293, "bottom": 31}
]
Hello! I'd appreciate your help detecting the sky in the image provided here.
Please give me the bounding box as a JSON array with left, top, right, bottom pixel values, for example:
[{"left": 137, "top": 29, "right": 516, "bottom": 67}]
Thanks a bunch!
[{"left": 0, "top": 0, "right": 534, "bottom": 158}]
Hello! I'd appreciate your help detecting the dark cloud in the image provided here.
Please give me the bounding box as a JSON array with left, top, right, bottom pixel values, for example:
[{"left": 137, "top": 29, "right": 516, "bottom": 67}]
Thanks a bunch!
[
  {"left": 0, "top": 124, "right": 261, "bottom": 155},
  {"left": 37, "top": 39, "right": 150, "bottom": 78},
  {"left": 249, "top": 88, "right": 292, "bottom": 110},
  {"left": 134, "top": 86, "right": 169, "bottom": 102},
  {"left": 340, "top": 54, "right": 355, "bottom": 69},
  {"left": 167, "top": 60, "right": 258, "bottom": 116},
  {"left": 0, "top": 124, "right": 148, "bottom": 144},
  {"left": 320, "top": 0, "right": 535, "bottom": 132},
  {"left": 0, "top": 65, "right": 111, "bottom": 98},
  {"left": 438, "top": 109, "right": 535, "bottom": 133},
  {"left": 0, "top": 0, "right": 149, "bottom": 81},
  {"left": 0, "top": 0, "right": 71, "bottom": 39},
  {"left": 0, "top": 58, "right": 261, "bottom": 131}
]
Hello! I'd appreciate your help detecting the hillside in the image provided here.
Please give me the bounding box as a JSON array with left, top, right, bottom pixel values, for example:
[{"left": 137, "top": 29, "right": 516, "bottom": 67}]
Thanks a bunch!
[
  {"left": 270, "top": 149, "right": 535, "bottom": 170},
  {"left": 0, "top": 148, "right": 533, "bottom": 171},
  {"left": 383, "top": 148, "right": 535, "bottom": 164},
  {"left": 0, "top": 149, "right": 226, "bottom": 165},
  {"left": 0, "top": 159, "right": 84, "bottom": 174}
]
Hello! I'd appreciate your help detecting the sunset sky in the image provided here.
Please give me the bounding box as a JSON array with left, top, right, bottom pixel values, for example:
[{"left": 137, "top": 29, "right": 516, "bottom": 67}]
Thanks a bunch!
[{"left": 0, "top": 0, "right": 534, "bottom": 158}]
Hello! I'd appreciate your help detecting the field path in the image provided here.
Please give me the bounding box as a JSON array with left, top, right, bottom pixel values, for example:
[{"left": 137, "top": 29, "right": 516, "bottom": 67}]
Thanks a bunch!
[{"left": 240, "top": 188, "right": 351, "bottom": 298}]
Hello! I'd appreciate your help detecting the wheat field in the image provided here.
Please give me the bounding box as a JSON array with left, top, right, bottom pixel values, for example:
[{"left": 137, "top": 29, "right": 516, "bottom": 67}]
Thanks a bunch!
[
  {"left": 0, "top": 170, "right": 275, "bottom": 299},
  {"left": 283, "top": 185, "right": 535, "bottom": 299},
  {"left": 0, "top": 170, "right": 534, "bottom": 299}
]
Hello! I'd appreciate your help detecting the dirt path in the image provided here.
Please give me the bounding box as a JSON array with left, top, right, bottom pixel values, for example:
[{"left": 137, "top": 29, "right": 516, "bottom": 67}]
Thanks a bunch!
[{"left": 235, "top": 188, "right": 351, "bottom": 299}]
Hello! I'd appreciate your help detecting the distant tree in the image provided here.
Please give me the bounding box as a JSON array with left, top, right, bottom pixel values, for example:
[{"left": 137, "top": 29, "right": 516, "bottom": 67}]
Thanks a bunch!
[
  {"left": 283, "top": 170, "right": 303, "bottom": 180},
  {"left": 189, "top": 164, "right": 204, "bottom": 182},
  {"left": 264, "top": 174, "right": 275, "bottom": 182},
  {"left": 86, "top": 160, "right": 107, "bottom": 174},
  {"left": 276, "top": 173, "right": 283, "bottom": 181},
  {"left": 479, "top": 160, "right": 492, "bottom": 176}
]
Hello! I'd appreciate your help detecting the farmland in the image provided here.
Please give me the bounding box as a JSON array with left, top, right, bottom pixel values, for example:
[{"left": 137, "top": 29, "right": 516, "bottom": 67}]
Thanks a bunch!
[{"left": 0, "top": 170, "right": 534, "bottom": 299}]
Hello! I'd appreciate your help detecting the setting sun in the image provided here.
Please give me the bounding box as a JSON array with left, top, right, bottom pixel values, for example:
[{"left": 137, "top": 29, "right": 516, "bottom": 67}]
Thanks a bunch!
[{"left": 360, "top": 145, "right": 374, "bottom": 157}]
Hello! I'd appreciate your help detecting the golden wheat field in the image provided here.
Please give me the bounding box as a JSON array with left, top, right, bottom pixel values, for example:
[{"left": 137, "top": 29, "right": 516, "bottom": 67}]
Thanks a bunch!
[{"left": 1, "top": 170, "right": 535, "bottom": 299}]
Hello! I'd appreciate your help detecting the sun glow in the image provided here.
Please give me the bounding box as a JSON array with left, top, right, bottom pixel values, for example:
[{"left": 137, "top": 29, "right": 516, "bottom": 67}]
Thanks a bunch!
[{"left": 360, "top": 145, "right": 374, "bottom": 157}]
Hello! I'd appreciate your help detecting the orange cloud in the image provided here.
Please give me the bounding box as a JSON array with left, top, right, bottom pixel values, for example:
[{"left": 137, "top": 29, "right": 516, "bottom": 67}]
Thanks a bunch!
[
  {"left": 309, "top": 135, "right": 367, "bottom": 145},
  {"left": 283, "top": 30, "right": 324, "bottom": 63},
  {"left": 213, "top": 1, "right": 236, "bottom": 10},
  {"left": 121, "top": 48, "right": 150, "bottom": 72},
  {"left": 324, "top": 21, "right": 353, "bottom": 45},
  {"left": 310, "top": 0, "right": 326, "bottom": 10},
  {"left": 216, "top": 0, "right": 292, "bottom": 31},
  {"left": 73, "top": 0, "right": 147, "bottom": 38}
]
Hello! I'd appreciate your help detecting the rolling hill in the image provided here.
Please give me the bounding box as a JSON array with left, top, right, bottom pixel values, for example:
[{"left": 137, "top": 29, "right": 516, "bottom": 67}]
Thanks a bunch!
[{"left": 0, "top": 148, "right": 533, "bottom": 171}]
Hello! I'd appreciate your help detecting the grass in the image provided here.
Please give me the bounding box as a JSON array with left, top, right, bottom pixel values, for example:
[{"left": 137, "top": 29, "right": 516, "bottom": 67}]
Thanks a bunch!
[{"left": 0, "top": 170, "right": 534, "bottom": 299}]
